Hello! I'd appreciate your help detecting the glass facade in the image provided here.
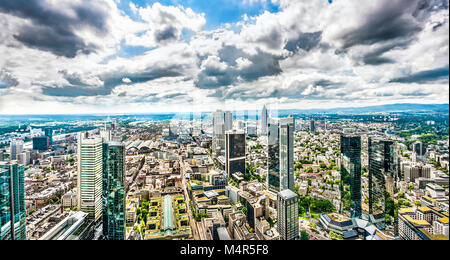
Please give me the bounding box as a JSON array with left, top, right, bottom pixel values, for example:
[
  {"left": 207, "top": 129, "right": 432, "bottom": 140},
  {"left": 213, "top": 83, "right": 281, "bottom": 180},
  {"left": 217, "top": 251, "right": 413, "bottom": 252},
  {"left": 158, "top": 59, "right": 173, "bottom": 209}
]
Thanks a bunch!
[
  {"left": 0, "top": 162, "right": 26, "bottom": 240},
  {"left": 340, "top": 135, "right": 362, "bottom": 219},
  {"left": 32, "top": 136, "right": 49, "bottom": 152},
  {"left": 102, "top": 142, "right": 126, "bottom": 240},
  {"left": 225, "top": 131, "right": 246, "bottom": 176},
  {"left": 277, "top": 189, "right": 299, "bottom": 240},
  {"left": 279, "top": 117, "right": 295, "bottom": 192},
  {"left": 267, "top": 118, "right": 280, "bottom": 192},
  {"left": 368, "top": 138, "right": 397, "bottom": 230}
]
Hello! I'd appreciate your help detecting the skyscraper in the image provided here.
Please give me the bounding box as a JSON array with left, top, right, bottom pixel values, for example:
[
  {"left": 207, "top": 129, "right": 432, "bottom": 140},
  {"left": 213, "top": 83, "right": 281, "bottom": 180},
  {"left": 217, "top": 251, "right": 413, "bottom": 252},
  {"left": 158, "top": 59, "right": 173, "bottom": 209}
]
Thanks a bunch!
[
  {"left": 267, "top": 117, "right": 295, "bottom": 193},
  {"left": 224, "top": 111, "right": 233, "bottom": 132},
  {"left": 212, "top": 110, "right": 225, "bottom": 157},
  {"left": 267, "top": 118, "right": 280, "bottom": 193},
  {"left": 32, "top": 136, "right": 49, "bottom": 152},
  {"left": 340, "top": 135, "right": 362, "bottom": 219},
  {"left": 277, "top": 189, "right": 299, "bottom": 240},
  {"left": 260, "top": 105, "right": 268, "bottom": 135},
  {"left": 310, "top": 120, "right": 316, "bottom": 132},
  {"left": 44, "top": 128, "right": 53, "bottom": 146},
  {"left": 225, "top": 130, "right": 246, "bottom": 177},
  {"left": 9, "top": 140, "right": 23, "bottom": 160},
  {"left": 0, "top": 161, "right": 26, "bottom": 240},
  {"left": 368, "top": 138, "right": 397, "bottom": 230},
  {"left": 77, "top": 133, "right": 103, "bottom": 223},
  {"left": 102, "top": 142, "right": 126, "bottom": 240},
  {"left": 279, "top": 117, "right": 295, "bottom": 192}
]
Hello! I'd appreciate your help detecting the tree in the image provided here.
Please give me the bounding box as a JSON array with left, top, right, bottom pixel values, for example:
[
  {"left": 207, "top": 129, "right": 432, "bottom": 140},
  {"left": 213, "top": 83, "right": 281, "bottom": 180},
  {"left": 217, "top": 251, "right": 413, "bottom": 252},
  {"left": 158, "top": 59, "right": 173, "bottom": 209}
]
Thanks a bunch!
[{"left": 300, "top": 230, "right": 309, "bottom": 240}]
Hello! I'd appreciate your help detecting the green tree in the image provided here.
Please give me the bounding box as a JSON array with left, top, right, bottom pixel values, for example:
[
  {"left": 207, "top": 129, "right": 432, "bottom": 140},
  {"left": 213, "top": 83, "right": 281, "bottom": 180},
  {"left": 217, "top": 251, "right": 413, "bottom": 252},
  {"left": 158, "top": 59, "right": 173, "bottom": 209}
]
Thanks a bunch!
[{"left": 300, "top": 230, "right": 309, "bottom": 240}]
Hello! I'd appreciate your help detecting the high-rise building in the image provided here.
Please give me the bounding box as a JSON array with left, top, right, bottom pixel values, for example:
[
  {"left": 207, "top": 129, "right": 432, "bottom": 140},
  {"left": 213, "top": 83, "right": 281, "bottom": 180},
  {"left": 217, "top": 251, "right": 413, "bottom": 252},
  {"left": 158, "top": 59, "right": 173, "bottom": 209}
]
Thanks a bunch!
[
  {"left": 260, "top": 105, "right": 268, "bottom": 135},
  {"left": 102, "top": 142, "right": 126, "bottom": 240},
  {"left": 0, "top": 161, "right": 26, "bottom": 240},
  {"left": 212, "top": 110, "right": 225, "bottom": 157},
  {"left": 225, "top": 130, "right": 246, "bottom": 177},
  {"left": 224, "top": 111, "right": 233, "bottom": 132},
  {"left": 0, "top": 150, "right": 3, "bottom": 161},
  {"left": 279, "top": 117, "right": 295, "bottom": 192},
  {"left": 368, "top": 138, "right": 397, "bottom": 230},
  {"left": 267, "top": 118, "right": 280, "bottom": 193},
  {"left": 412, "top": 141, "right": 426, "bottom": 157},
  {"left": 277, "top": 189, "right": 299, "bottom": 240},
  {"left": 10, "top": 140, "right": 23, "bottom": 160},
  {"left": 44, "top": 128, "right": 53, "bottom": 146},
  {"left": 340, "top": 135, "right": 362, "bottom": 219},
  {"left": 267, "top": 117, "right": 295, "bottom": 193},
  {"left": 32, "top": 136, "right": 49, "bottom": 152},
  {"left": 310, "top": 120, "right": 316, "bottom": 132},
  {"left": 77, "top": 133, "right": 103, "bottom": 223}
]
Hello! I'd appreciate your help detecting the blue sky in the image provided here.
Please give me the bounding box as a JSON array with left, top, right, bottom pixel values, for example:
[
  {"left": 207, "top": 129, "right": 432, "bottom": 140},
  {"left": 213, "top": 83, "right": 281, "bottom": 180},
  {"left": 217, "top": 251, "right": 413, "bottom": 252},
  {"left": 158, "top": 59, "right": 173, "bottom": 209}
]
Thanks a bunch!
[{"left": 119, "top": 0, "right": 280, "bottom": 29}]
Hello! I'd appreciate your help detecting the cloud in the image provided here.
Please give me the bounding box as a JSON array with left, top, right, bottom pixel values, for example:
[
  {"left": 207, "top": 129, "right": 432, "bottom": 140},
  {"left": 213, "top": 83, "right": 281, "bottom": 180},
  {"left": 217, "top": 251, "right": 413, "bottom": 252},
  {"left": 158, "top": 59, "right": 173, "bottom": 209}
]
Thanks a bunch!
[
  {"left": 0, "top": 0, "right": 110, "bottom": 58},
  {"left": 389, "top": 66, "right": 449, "bottom": 83}
]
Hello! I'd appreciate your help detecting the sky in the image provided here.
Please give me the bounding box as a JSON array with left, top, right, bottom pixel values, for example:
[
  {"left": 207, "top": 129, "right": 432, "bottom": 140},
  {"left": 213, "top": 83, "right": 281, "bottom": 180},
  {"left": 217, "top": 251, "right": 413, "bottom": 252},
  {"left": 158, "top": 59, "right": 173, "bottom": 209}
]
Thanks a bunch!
[{"left": 0, "top": 0, "right": 448, "bottom": 115}]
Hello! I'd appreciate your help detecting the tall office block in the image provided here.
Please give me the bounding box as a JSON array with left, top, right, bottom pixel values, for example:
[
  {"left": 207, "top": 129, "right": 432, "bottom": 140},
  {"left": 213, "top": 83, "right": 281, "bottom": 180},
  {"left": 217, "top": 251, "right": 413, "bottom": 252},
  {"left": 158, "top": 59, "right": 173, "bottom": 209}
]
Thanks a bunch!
[
  {"left": 279, "top": 117, "right": 295, "bottom": 192},
  {"left": 33, "top": 136, "right": 49, "bottom": 152},
  {"left": 267, "top": 117, "right": 295, "bottom": 193},
  {"left": 44, "top": 128, "right": 53, "bottom": 146},
  {"left": 77, "top": 133, "right": 103, "bottom": 223},
  {"left": 267, "top": 118, "right": 280, "bottom": 193},
  {"left": 0, "top": 161, "right": 26, "bottom": 240},
  {"left": 368, "top": 138, "right": 397, "bottom": 230},
  {"left": 340, "top": 135, "right": 362, "bottom": 219},
  {"left": 277, "top": 189, "right": 299, "bottom": 240},
  {"left": 310, "top": 120, "right": 315, "bottom": 132},
  {"left": 225, "top": 130, "right": 246, "bottom": 177},
  {"left": 102, "top": 142, "right": 126, "bottom": 240},
  {"left": 260, "top": 105, "right": 268, "bottom": 135},
  {"left": 224, "top": 111, "right": 233, "bottom": 132},
  {"left": 10, "top": 140, "right": 23, "bottom": 160},
  {"left": 212, "top": 110, "right": 225, "bottom": 158}
]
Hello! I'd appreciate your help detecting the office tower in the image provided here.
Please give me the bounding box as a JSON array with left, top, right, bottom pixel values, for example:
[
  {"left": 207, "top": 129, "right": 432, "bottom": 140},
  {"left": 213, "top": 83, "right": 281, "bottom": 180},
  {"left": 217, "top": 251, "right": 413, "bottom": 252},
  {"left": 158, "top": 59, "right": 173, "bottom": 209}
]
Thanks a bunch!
[
  {"left": 224, "top": 111, "right": 233, "bottom": 132},
  {"left": 340, "top": 135, "right": 362, "bottom": 219},
  {"left": 277, "top": 189, "right": 299, "bottom": 240},
  {"left": 77, "top": 133, "right": 103, "bottom": 223},
  {"left": 267, "top": 118, "right": 280, "bottom": 193},
  {"left": 0, "top": 161, "right": 26, "bottom": 240},
  {"left": 44, "top": 128, "right": 53, "bottom": 146},
  {"left": 212, "top": 110, "right": 225, "bottom": 157},
  {"left": 102, "top": 142, "right": 126, "bottom": 240},
  {"left": 310, "top": 120, "right": 315, "bottom": 132},
  {"left": 260, "top": 105, "right": 268, "bottom": 135},
  {"left": 100, "top": 130, "right": 112, "bottom": 142},
  {"left": 33, "top": 136, "right": 49, "bottom": 152},
  {"left": 225, "top": 130, "right": 246, "bottom": 177},
  {"left": 10, "top": 140, "right": 23, "bottom": 160},
  {"left": 368, "top": 138, "right": 397, "bottom": 230},
  {"left": 279, "top": 117, "right": 295, "bottom": 192},
  {"left": 412, "top": 141, "right": 426, "bottom": 157}
]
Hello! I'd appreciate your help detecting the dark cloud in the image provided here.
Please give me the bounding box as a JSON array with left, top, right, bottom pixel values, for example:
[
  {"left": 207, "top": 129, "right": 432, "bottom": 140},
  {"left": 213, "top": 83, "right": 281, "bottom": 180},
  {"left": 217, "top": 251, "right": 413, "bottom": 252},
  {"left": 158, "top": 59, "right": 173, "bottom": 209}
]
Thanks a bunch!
[
  {"left": 42, "top": 65, "right": 184, "bottom": 97},
  {"left": 361, "top": 40, "right": 412, "bottom": 65},
  {"left": 389, "top": 66, "right": 449, "bottom": 83},
  {"left": 255, "top": 28, "right": 284, "bottom": 50},
  {"left": 285, "top": 31, "right": 322, "bottom": 53},
  {"left": 338, "top": 0, "right": 422, "bottom": 48},
  {"left": 155, "top": 26, "right": 179, "bottom": 43},
  {"left": 195, "top": 45, "right": 283, "bottom": 89},
  {"left": 0, "top": 0, "right": 109, "bottom": 58}
]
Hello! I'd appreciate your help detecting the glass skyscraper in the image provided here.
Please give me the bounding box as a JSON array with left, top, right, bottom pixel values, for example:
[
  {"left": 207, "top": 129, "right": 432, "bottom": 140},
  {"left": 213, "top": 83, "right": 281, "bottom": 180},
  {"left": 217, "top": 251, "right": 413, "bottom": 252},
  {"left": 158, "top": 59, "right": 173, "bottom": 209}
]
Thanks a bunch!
[
  {"left": 0, "top": 161, "right": 26, "bottom": 240},
  {"left": 102, "top": 142, "right": 126, "bottom": 240},
  {"left": 279, "top": 117, "right": 295, "bottom": 192},
  {"left": 225, "top": 130, "right": 246, "bottom": 177},
  {"left": 340, "top": 135, "right": 362, "bottom": 219},
  {"left": 277, "top": 189, "right": 299, "bottom": 240},
  {"left": 368, "top": 138, "right": 396, "bottom": 230},
  {"left": 267, "top": 118, "right": 280, "bottom": 193}
]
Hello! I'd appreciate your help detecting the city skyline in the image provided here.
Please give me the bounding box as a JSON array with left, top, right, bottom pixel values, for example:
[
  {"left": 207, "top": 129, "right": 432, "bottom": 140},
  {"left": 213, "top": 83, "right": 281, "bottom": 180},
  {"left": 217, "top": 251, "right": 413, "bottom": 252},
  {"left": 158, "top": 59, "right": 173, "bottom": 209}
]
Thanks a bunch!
[{"left": 0, "top": 0, "right": 449, "bottom": 114}]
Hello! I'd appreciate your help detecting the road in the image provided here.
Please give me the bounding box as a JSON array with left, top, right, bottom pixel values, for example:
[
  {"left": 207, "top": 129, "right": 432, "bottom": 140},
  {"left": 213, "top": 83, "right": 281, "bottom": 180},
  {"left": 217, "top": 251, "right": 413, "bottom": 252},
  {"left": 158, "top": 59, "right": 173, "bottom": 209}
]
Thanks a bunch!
[{"left": 180, "top": 158, "right": 201, "bottom": 240}]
